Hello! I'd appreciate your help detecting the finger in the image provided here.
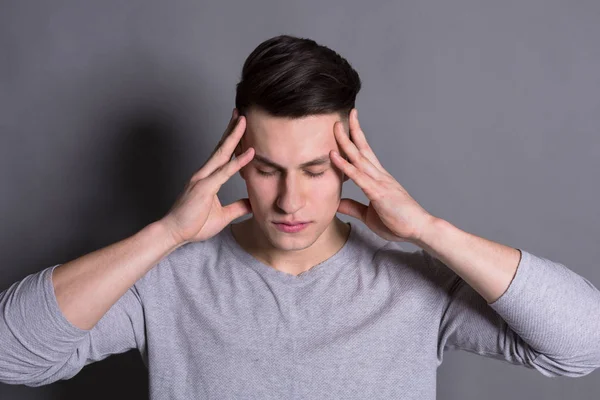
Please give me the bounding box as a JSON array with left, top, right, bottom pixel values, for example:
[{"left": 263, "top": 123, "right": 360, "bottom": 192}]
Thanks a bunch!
[
  {"left": 330, "top": 150, "right": 382, "bottom": 200},
  {"left": 193, "top": 116, "right": 247, "bottom": 182},
  {"left": 334, "top": 122, "right": 385, "bottom": 180},
  {"left": 211, "top": 111, "right": 244, "bottom": 162},
  {"left": 209, "top": 109, "right": 239, "bottom": 159},
  {"left": 222, "top": 198, "right": 253, "bottom": 223},
  {"left": 192, "top": 110, "right": 241, "bottom": 181},
  {"left": 209, "top": 146, "right": 255, "bottom": 188},
  {"left": 218, "top": 108, "right": 239, "bottom": 148},
  {"left": 348, "top": 109, "right": 386, "bottom": 171},
  {"left": 337, "top": 198, "right": 368, "bottom": 223}
]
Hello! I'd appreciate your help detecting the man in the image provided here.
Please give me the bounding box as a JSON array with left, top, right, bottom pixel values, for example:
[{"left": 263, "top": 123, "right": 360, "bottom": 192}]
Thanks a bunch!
[{"left": 1, "top": 35, "right": 600, "bottom": 399}]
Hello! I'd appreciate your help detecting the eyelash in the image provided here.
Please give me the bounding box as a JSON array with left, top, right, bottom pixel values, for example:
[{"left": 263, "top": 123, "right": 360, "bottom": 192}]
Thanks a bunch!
[{"left": 256, "top": 170, "right": 325, "bottom": 179}]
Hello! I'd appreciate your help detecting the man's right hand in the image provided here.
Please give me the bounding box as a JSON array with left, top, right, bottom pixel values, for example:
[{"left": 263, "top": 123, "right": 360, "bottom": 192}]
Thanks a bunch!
[{"left": 160, "top": 108, "right": 255, "bottom": 246}]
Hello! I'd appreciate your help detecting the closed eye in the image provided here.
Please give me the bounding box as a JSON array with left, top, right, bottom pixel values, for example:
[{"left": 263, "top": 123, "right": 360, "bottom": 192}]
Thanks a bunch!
[{"left": 256, "top": 169, "right": 325, "bottom": 179}]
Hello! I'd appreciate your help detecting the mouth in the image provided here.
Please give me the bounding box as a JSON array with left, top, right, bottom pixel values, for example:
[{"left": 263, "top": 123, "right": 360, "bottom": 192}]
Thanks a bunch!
[{"left": 272, "top": 221, "right": 311, "bottom": 233}]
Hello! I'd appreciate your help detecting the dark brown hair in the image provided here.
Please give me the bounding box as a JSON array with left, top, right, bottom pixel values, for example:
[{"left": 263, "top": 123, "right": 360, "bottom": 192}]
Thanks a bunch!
[{"left": 235, "top": 35, "right": 361, "bottom": 119}]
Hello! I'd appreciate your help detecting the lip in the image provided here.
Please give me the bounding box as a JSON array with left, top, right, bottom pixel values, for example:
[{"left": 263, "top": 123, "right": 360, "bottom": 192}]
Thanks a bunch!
[
  {"left": 273, "top": 221, "right": 310, "bottom": 225},
  {"left": 272, "top": 222, "right": 311, "bottom": 233}
]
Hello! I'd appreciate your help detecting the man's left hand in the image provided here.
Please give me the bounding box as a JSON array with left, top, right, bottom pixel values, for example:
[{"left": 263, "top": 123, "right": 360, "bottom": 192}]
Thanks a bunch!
[{"left": 330, "top": 108, "right": 436, "bottom": 243}]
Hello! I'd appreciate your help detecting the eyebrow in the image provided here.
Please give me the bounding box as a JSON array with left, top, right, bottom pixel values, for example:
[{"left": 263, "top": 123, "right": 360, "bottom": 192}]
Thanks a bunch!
[{"left": 252, "top": 154, "right": 331, "bottom": 170}]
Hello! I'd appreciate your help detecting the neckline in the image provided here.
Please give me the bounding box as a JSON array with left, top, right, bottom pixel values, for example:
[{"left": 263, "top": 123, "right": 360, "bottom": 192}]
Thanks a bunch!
[{"left": 221, "top": 221, "right": 358, "bottom": 285}]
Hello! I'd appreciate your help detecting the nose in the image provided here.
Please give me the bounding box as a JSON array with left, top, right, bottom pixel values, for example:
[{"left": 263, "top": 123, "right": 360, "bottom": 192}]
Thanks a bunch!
[{"left": 276, "top": 172, "right": 306, "bottom": 214}]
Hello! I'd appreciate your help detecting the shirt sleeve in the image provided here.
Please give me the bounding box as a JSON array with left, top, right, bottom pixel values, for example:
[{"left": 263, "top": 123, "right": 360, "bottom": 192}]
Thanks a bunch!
[
  {"left": 433, "top": 248, "right": 600, "bottom": 377},
  {"left": 0, "top": 263, "right": 147, "bottom": 387}
]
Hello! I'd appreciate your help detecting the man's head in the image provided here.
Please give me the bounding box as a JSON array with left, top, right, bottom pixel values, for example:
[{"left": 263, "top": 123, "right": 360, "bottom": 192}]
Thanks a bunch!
[{"left": 233, "top": 35, "right": 361, "bottom": 253}]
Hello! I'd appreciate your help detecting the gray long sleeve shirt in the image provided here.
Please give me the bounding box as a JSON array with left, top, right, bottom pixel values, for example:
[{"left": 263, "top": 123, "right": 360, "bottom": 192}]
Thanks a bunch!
[{"left": 1, "top": 221, "right": 600, "bottom": 399}]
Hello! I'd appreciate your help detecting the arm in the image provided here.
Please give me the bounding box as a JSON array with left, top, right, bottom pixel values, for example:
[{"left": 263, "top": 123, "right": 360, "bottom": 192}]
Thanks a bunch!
[
  {"left": 412, "top": 217, "right": 521, "bottom": 305},
  {"left": 413, "top": 217, "right": 600, "bottom": 377},
  {"left": 329, "top": 108, "right": 600, "bottom": 376},
  {"left": 0, "top": 109, "right": 253, "bottom": 386},
  {"left": 0, "top": 220, "right": 183, "bottom": 386},
  {"left": 52, "top": 220, "right": 182, "bottom": 331}
]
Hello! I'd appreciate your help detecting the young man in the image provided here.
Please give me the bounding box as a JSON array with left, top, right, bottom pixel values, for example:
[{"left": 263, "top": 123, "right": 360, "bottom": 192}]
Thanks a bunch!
[{"left": 1, "top": 35, "right": 600, "bottom": 399}]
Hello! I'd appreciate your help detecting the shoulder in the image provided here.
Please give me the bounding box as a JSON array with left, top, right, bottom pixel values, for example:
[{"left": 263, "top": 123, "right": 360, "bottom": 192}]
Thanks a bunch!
[
  {"left": 134, "top": 229, "right": 228, "bottom": 289},
  {"left": 352, "top": 222, "right": 457, "bottom": 285}
]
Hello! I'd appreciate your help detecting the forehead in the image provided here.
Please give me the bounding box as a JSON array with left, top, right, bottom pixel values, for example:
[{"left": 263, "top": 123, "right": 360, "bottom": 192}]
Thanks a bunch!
[
  {"left": 244, "top": 107, "right": 344, "bottom": 141},
  {"left": 242, "top": 108, "right": 347, "bottom": 168},
  {"left": 246, "top": 108, "right": 342, "bottom": 136}
]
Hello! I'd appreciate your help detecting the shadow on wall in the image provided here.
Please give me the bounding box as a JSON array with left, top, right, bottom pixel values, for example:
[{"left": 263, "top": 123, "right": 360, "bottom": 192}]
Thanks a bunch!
[
  {"left": 0, "top": 106, "right": 176, "bottom": 399},
  {"left": 56, "top": 350, "right": 149, "bottom": 400},
  {"left": 0, "top": 48, "right": 210, "bottom": 398},
  {"left": 0, "top": 43, "right": 224, "bottom": 400},
  {"left": 53, "top": 107, "right": 179, "bottom": 400}
]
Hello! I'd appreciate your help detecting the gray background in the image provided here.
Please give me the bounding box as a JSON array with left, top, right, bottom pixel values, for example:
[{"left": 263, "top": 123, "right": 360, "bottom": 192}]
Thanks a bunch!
[{"left": 1, "top": 0, "right": 599, "bottom": 399}]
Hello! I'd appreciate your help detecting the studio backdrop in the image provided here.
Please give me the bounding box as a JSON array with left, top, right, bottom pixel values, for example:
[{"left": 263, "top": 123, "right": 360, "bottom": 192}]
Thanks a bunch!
[{"left": 1, "top": 0, "right": 599, "bottom": 399}]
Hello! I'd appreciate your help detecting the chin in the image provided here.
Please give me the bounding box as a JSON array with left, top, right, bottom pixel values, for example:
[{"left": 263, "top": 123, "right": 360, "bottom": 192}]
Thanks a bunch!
[
  {"left": 266, "top": 225, "right": 317, "bottom": 245},
  {"left": 270, "top": 239, "right": 316, "bottom": 252}
]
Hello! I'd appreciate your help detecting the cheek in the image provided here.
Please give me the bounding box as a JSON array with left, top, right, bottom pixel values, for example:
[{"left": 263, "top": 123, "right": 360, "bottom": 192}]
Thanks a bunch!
[
  {"left": 313, "top": 175, "right": 342, "bottom": 199},
  {"left": 244, "top": 177, "right": 276, "bottom": 201}
]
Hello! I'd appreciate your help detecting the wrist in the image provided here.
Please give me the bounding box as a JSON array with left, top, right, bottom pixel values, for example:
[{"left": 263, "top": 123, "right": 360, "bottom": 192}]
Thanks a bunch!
[
  {"left": 411, "top": 215, "right": 447, "bottom": 251},
  {"left": 150, "top": 219, "right": 188, "bottom": 251}
]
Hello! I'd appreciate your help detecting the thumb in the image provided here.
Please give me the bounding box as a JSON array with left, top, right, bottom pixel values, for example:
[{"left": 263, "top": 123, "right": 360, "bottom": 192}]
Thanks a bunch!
[
  {"left": 337, "top": 198, "right": 367, "bottom": 223},
  {"left": 222, "top": 198, "right": 253, "bottom": 223}
]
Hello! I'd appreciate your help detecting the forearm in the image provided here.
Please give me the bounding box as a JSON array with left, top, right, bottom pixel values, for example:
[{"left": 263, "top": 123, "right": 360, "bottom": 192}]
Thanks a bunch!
[
  {"left": 412, "top": 217, "right": 521, "bottom": 304},
  {"left": 52, "top": 220, "right": 183, "bottom": 331}
]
